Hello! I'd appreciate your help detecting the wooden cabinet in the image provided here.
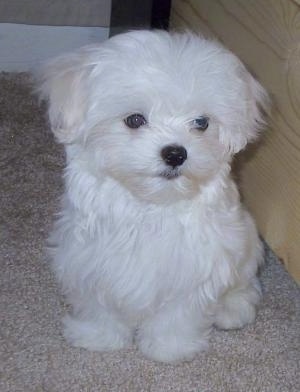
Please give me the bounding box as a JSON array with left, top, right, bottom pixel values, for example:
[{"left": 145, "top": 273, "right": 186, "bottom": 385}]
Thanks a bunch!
[{"left": 171, "top": 0, "right": 300, "bottom": 282}]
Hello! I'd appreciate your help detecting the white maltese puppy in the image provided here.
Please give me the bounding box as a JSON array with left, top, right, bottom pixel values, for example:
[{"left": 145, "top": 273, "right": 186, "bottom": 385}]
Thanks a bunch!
[{"left": 39, "top": 30, "right": 268, "bottom": 362}]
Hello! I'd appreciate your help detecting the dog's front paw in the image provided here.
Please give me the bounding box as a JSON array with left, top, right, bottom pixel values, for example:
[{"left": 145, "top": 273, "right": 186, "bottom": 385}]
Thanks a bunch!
[
  {"left": 63, "top": 315, "right": 133, "bottom": 351},
  {"left": 137, "top": 330, "right": 208, "bottom": 363}
]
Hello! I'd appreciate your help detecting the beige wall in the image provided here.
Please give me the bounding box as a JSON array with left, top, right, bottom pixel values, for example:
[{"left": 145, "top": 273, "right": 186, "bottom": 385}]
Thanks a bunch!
[{"left": 171, "top": 0, "right": 300, "bottom": 283}]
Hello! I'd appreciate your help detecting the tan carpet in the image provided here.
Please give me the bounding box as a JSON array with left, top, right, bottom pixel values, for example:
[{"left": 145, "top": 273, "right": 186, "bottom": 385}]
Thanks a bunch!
[{"left": 1, "top": 73, "right": 299, "bottom": 392}]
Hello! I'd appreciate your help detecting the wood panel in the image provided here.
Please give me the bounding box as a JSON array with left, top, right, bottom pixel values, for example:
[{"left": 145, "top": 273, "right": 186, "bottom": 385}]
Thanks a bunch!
[{"left": 171, "top": 0, "right": 300, "bottom": 282}]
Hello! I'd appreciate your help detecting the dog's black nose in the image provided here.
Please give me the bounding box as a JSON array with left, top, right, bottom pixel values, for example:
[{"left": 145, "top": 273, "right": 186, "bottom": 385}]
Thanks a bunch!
[{"left": 161, "top": 145, "right": 187, "bottom": 167}]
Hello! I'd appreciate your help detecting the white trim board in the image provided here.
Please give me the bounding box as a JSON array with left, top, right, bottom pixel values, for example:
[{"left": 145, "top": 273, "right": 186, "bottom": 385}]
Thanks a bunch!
[{"left": 0, "top": 23, "right": 109, "bottom": 71}]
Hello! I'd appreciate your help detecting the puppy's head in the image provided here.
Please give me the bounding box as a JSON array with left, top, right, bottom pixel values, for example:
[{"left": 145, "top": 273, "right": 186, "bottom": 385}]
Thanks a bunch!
[{"left": 38, "top": 30, "right": 268, "bottom": 203}]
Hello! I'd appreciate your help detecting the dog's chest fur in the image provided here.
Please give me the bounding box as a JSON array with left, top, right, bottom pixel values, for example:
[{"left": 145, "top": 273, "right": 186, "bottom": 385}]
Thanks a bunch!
[{"left": 52, "top": 161, "right": 252, "bottom": 320}]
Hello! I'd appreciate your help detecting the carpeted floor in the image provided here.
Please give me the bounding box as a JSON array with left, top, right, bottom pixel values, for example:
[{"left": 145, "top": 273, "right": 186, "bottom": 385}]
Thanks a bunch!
[{"left": 1, "top": 73, "right": 299, "bottom": 392}]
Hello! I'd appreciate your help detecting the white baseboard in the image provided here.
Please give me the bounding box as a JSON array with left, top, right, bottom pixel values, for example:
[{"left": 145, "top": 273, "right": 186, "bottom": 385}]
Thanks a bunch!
[{"left": 0, "top": 23, "right": 109, "bottom": 71}]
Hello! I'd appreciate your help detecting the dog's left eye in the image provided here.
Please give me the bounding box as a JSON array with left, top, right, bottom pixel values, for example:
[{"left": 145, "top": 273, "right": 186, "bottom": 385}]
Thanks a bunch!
[
  {"left": 192, "top": 116, "right": 209, "bottom": 131},
  {"left": 124, "top": 113, "right": 147, "bottom": 129}
]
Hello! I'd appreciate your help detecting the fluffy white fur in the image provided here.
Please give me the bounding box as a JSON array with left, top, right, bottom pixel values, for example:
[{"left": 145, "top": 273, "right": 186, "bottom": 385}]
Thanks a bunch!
[{"left": 38, "top": 30, "right": 268, "bottom": 362}]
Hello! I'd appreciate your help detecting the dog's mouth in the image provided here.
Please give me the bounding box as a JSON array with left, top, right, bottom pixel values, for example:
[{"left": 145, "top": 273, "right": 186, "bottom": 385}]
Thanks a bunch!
[{"left": 159, "top": 168, "right": 181, "bottom": 180}]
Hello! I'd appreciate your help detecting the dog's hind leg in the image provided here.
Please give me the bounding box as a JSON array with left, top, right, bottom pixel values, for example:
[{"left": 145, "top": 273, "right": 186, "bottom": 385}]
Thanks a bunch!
[{"left": 214, "top": 277, "right": 261, "bottom": 330}]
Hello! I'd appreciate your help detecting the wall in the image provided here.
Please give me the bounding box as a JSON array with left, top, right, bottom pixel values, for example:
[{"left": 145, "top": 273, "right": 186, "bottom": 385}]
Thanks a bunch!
[
  {"left": 0, "top": 0, "right": 111, "bottom": 27},
  {"left": 0, "top": 24, "right": 109, "bottom": 72},
  {"left": 0, "top": 0, "right": 111, "bottom": 71}
]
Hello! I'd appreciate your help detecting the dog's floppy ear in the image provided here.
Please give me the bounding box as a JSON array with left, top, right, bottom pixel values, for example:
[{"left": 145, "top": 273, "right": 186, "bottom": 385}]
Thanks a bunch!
[
  {"left": 219, "top": 63, "right": 270, "bottom": 154},
  {"left": 37, "top": 52, "right": 90, "bottom": 144}
]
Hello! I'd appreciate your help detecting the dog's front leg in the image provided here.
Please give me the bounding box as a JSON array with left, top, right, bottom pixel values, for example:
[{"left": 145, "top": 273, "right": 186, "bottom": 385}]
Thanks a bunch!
[
  {"left": 62, "top": 306, "right": 133, "bottom": 352},
  {"left": 136, "top": 298, "right": 211, "bottom": 363}
]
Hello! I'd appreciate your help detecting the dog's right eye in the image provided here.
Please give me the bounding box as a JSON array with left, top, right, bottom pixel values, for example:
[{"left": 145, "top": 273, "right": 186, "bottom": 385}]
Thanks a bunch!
[{"left": 124, "top": 114, "right": 147, "bottom": 129}]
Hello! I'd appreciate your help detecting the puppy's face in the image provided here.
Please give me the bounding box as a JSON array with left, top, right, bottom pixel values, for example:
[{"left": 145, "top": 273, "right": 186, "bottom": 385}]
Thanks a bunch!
[{"left": 39, "top": 31, "right": 268, "bottom": 203}]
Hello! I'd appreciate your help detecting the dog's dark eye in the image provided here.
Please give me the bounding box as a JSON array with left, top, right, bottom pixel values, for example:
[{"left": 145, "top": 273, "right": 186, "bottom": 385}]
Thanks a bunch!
[
  {"left": 124, "top": 113, "right": 147, "bottom": 129},
  {"left": 193, "top": 116, "right": 209, "bottom": 131}
]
